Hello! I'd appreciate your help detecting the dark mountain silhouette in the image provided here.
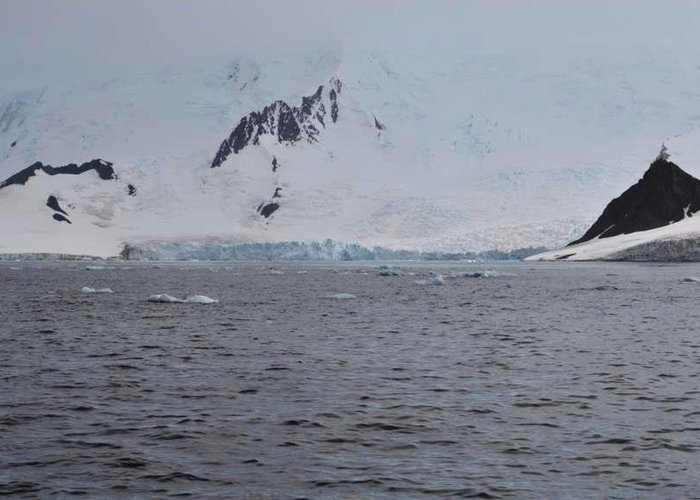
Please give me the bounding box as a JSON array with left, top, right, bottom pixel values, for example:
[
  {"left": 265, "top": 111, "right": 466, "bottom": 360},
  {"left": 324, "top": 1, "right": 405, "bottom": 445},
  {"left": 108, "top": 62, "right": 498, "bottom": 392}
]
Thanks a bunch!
[{"left": 570, "top": 157, "right": 700, "bottom": 246}]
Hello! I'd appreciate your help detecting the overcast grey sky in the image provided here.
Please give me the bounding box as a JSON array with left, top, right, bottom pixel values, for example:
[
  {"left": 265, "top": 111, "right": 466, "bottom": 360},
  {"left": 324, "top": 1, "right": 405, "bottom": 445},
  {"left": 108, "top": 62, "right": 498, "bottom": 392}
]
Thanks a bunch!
[{"left": 2, "top": 0, "right": 700, "bottom": 83}]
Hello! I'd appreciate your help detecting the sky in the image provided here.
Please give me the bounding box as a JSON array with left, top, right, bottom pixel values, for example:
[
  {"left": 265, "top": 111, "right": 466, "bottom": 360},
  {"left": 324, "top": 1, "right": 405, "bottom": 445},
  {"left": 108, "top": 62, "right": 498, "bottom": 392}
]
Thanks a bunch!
[{"left": 3, "top": 0, "right": 700, "bottom": 85}]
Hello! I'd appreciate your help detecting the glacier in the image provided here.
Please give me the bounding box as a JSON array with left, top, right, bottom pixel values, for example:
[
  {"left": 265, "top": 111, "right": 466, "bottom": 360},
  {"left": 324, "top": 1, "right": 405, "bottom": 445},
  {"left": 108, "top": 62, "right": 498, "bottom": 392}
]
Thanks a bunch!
[
  {"left": 118, "top": 240, "right": 545, "bottom": 262},
  {"left": 4, "top": 3, "right": 700, "bottom": 257}
]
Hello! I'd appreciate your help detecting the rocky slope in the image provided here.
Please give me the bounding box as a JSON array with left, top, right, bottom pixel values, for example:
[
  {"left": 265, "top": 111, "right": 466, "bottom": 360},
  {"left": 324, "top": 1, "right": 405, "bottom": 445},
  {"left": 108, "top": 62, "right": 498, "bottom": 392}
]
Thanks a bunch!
[{"left": 569, "top": 153, "right": 700, "bottom": 245}]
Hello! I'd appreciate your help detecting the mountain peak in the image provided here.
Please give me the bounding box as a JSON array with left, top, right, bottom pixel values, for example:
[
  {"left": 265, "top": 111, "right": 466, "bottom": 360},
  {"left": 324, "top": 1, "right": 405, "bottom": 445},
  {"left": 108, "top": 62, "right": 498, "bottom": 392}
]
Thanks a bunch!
[
  {"left": 210, "top": 77, "right": 342, "bottom": 169},
  {"left": 568, "top": 158, "right": 700, "bottom": 246}
]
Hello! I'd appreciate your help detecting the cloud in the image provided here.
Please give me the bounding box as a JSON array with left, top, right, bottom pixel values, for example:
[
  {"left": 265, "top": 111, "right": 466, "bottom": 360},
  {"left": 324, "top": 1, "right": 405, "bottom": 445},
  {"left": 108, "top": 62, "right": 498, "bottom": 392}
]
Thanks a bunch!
[{"left": 2, "top": 0, "right": 700, "bottom": 86}]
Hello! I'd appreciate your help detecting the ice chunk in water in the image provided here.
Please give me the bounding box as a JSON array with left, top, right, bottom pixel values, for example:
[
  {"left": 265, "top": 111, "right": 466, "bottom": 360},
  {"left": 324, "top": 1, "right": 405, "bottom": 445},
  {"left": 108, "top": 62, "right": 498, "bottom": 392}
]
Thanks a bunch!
[
  {"left": 415, "top": 274, "right": 445, "bottom": 286},
  {"left": 147, "top": 294, "right": 184, "bottom": 303},
  {"left": 377, "top": 265, "right": 401, "bottom": 276},
  {"left": 184, "top": 295, "right": 218, "bottom": 304},
  {"left": 81, "top": 287, "right": 114, "bottom": 294},
  {"left": 324, "top": 293, "right": 357, "bottom": 299},
  {"left": 148, "top": 293, "right": 218, "bottom": 304},
  {"left": 450, "top": 270, "right": 515, "bottom": 278}
]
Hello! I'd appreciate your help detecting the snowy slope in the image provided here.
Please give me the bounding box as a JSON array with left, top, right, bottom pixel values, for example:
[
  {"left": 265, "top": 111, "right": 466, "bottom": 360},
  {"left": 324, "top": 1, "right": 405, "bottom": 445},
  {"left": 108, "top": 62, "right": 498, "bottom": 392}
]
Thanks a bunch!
[
  {"left": 3, "top": 48, "right": 700, "bottom": 257},
  {"left": 526, "top": 215, "right": 700, "bottom": 261},
  {"left": 529, "top": 132, "right": 700, "bottom": 261}
]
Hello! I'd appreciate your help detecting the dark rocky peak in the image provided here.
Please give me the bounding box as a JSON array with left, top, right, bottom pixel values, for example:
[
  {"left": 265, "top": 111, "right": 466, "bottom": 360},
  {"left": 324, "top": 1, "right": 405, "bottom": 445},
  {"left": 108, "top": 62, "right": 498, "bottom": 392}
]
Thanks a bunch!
[
  {"left": 46, "top": 195, "right": 68, "bottom": 216},
  {"left": 373, "top": 116, "right": 386, "bottom": 131},
  {"left": 52, "top": 213, "right": 71, "bottom": 224},
  {"left": 569, "top": 158, "right": 700, "bottom": 246},
  {"left": 0, "top": 159, "right": 115, "bottom": 189},
  {"left": 210, "top": 77, "right": 342, "bottom": 168},
  {"left": 257, "top": 202, "right": 280, "bottom": 219}
]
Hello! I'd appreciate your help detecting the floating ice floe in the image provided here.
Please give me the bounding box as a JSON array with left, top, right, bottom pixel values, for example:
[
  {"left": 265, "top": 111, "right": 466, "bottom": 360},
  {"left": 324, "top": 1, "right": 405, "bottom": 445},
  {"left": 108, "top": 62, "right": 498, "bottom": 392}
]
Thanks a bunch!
[
  {"left": 148, "top": 293, "right": 182, "bottom": 303},
  {"left": 85, "top": 265, "right": 108, "bottom": 271},
  {"left": 450, "top": 270, "right": 515, "bottom": 278},
  {"left": 184, "top": 294, "right": 219, "bottom": 304},
  {"left": 324, "top": 293, "right": 357, "bottom": 300},
  {"left": 81, "top": 287, "right": 114, "bottom": 294},
  {"left": 147, "top": 293, "right": 218, "bottom": 304},
  {"left": 415, "top": 274, "right": 445, "bottom": 286},
  {"left": 269, "top": 269, "right": 285, "bottom": 275},
  {"left": 377, "top": 265, "right": 401, "bottom": 276}
]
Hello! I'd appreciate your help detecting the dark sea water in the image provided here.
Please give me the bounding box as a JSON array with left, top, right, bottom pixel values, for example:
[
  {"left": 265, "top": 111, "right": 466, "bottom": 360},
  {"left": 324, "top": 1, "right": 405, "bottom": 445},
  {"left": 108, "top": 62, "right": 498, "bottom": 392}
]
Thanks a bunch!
[{"left": 2, "top": 260, "right": 700, "bottom": 498}]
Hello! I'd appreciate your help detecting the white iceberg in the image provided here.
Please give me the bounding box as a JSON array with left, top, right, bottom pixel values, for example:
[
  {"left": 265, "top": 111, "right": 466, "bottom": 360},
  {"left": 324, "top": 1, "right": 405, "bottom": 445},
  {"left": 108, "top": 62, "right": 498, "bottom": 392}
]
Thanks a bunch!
[
  {"left": 148, "top": 293, "right": 183, "bottom": 303},
  {"left": 184, "top": 294, "right": 219, "bottom": 304},
  {"left": 147, "top": 293, "right": 218, "bottom": 304},
  {"left": 324, "top": 293, "right": 357, "bottom": 300},
  {"left": 415, "top": 274, "right": 445, "bottom": 286},
  {"left": 81, "top": 286, "right": 114, "bottom": 294}
]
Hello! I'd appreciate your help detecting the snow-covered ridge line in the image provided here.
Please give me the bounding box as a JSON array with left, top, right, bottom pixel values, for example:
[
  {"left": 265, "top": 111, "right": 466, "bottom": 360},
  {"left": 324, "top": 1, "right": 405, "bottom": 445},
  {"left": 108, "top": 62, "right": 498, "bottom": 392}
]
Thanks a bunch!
[
  {"left": 568, "top": 157, "right": 700, "bottom": 246},
  {"left": 0, "top": 158, "right": 115, "bottom": 189},
  {"left": 119, "top": 240, "right": 545, "bottom": 262},
  {"left": 528, "top": 152, "right": 700, "bottom": 261},
  {"left": 210, "top": 77, "right": 342, "bottom": 168}
]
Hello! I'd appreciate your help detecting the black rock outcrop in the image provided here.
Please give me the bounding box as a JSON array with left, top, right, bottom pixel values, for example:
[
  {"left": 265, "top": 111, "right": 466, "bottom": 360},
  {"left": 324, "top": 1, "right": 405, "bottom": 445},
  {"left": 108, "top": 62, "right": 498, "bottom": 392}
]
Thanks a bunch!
[
  {"left": 46, "top": 195, "right": 68, "bottom": 216},
  {"left": 210, "top": 77, "right": 342, "bottom": 168},
  {"left": 569, "top": 158, "right": 700, "bottom": 246},
  {"left": 258, "top": 202, "right": 280, "bottom": 218},
  {"left": 52, "top": 213, "right": 71, "bottom": 224},
  {"left": 0, "top": 159, "right": 116, "bottom": 189}
]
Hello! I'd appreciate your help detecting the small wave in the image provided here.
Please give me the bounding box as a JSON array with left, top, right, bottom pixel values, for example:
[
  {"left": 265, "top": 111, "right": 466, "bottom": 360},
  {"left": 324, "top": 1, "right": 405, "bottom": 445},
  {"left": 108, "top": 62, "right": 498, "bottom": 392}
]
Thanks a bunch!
[
  {"left": 140, "top": 472, "right": 210, "bottom": 483},
  {"left": 110, "top": 457, "right": 149, "bottom": 468},
  {"left": 0, "top": 481, "right": 42, "bottom": 495}
]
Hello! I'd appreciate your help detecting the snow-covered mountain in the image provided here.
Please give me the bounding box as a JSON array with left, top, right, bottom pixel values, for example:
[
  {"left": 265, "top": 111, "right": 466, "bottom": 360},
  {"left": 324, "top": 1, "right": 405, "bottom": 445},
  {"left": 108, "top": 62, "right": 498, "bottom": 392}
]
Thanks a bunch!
[
  {"left": 529, "top": 133, "right": 700, "bottom": 261},
  {"left": 4, "top": 46, "right": 700, "bottom": 258}
]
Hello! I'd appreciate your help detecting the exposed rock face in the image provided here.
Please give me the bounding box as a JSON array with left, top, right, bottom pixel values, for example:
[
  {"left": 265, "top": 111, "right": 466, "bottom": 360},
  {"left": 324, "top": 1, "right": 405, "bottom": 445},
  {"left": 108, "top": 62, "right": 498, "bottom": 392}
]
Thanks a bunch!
[
  {"left": 0, "top": 159, "right": 116, "bottom": 189},
  {"left": 52, "top": 213, "right": 71, "bottom": 224},
  {"left": 46, "top": 195, "right": 68, "bottom": 216},
  {"left": 210, "top": 78, "right": 342, "bottom": 168},
  {"left": 374, "top": 115, "right": 386, "bottom": 131},
  {"left": 569, "top": 158, "right": 700, "bottom": 245},
  {"left": 257, "top": 202, "right": 280, "bottom": 218},
  {"left": 256, "top": 187, "right": 283, "bottom": 219}
]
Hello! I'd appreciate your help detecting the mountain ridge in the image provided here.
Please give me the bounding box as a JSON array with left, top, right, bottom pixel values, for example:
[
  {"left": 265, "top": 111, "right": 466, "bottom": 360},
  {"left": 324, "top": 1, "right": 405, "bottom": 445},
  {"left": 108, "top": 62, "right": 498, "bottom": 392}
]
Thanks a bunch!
[{"left": 569, "top": 157, "right": 700, "bottom": 245}]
